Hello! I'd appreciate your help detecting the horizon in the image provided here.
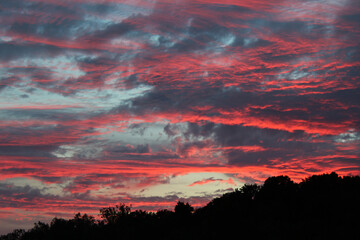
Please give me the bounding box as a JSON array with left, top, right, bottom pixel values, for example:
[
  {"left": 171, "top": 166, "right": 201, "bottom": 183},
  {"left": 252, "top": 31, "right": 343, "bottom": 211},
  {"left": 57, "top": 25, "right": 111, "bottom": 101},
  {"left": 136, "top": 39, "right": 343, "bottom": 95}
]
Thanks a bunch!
[
  {"left": 2, "top": 171, "right": 357, "bottom": 235},
  {"left": 0, "top": 0, "right": 359, "bottom": 234},
  {"left": 1, "top": 171, "right": 359, "bottom": 237}
]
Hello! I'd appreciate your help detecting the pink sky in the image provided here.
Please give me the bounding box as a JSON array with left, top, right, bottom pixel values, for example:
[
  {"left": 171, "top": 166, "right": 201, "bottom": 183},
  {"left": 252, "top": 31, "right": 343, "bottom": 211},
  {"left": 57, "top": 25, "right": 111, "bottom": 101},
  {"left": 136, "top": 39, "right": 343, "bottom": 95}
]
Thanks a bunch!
[{"left": 0, "top": 0, "right": 359, "bottom": 234}]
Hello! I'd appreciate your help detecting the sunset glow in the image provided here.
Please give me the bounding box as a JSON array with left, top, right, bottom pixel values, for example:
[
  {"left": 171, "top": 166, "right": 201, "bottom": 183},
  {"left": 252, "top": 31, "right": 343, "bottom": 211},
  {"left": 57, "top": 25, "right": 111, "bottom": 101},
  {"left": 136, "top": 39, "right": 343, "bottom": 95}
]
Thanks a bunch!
[{"left": 0, "top": 0, "right": 359, "bottom": 234}]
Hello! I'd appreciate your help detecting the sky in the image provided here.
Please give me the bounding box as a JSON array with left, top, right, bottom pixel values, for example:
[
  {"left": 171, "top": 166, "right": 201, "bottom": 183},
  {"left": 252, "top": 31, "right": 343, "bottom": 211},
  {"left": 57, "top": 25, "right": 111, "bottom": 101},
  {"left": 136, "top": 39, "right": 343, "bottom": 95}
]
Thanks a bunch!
[{"left": 0, "top": 0, "right": 360, "bottom": 234}]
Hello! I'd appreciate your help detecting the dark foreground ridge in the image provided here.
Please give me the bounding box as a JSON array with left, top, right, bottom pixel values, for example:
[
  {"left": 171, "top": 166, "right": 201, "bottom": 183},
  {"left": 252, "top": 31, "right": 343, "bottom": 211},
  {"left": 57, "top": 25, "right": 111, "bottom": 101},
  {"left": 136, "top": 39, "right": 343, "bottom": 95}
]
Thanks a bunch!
[{"left": 1, "top": 172, "right": 360, "bottom": 240}]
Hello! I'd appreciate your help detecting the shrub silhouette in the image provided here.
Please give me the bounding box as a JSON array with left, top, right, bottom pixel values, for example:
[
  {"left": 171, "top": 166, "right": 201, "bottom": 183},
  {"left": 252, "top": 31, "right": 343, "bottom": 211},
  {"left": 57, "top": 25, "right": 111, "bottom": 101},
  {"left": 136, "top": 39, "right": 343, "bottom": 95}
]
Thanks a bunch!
[{"left": 1, "top": 172, "right": 359, "bottom": 240}]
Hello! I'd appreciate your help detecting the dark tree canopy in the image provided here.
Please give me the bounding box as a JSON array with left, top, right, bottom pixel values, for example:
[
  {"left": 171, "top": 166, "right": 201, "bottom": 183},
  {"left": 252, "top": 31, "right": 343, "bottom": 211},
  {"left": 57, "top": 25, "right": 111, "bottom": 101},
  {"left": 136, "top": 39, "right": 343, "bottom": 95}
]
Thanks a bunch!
[
  {"left": 174, "top": 201, "right": 194, "bottom": 217},
  {"left": 1, "top": 172, "right": 360, "bottom": 240}
]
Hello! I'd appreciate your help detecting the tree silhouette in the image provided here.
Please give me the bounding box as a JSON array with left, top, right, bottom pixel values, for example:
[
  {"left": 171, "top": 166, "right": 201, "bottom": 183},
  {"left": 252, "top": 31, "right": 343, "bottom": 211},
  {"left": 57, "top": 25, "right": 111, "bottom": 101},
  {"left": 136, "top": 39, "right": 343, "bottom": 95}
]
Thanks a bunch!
[
  {"left": 99, "top": 203, "right": 131, "bottom": 224},
  {"left": 2, "top": 172, "right": 359, "bottom": 240},
  {"left": 0, "top": 229, "right": 24, "bottom": 240},
  {"left": 174, "top": 201, "right": 194, "bottom": 218}
]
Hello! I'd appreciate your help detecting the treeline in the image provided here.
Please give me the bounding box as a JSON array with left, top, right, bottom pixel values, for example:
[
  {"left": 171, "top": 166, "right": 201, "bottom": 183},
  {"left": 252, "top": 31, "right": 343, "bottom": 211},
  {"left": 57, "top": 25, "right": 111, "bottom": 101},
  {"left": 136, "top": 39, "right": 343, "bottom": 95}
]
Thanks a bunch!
[{"left": 1, "top": 172, "right": 360, "bottom": 240}]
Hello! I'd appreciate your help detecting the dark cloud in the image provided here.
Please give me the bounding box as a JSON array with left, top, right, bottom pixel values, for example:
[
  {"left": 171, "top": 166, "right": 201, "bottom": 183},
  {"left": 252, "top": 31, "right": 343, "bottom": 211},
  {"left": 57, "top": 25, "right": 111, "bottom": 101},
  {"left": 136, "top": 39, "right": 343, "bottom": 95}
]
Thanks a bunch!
[
  {"left": 1, "top": 168, "right": 39, "bottom": 174},
  {"left": 341, "top": 14, "right": 360, "bottom": 25},
  {"left": 0, "top": 145, "right": 57, "bottom": 158},
  {"left": 85, "top": 21, "right": 134, "bottom": 40},
  {"left": 0, "top": 183, "right": 51, "bottom": 207},
  {"left": 0, "top": 43, "right": 62, "bottom": 61},
  {"left": 164, "top": 124, "right": 180, "bottom": 137},
  {"left": 112, "top": 144, "right": 151, "bottom": 154},
  {"left": 182, "top": 122, "right": 343, "bottom": 168}
]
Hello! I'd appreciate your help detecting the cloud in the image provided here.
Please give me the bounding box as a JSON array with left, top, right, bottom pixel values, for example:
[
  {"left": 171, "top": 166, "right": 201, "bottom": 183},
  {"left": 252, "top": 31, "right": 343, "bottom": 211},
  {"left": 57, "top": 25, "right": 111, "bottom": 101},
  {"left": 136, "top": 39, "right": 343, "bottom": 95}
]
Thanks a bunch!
[
  {"left": 0, "top": 0, "right": 359, "bottom": 234},
  {"left": 188, "top": 177, "right": 235, "bottom": 187}
]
